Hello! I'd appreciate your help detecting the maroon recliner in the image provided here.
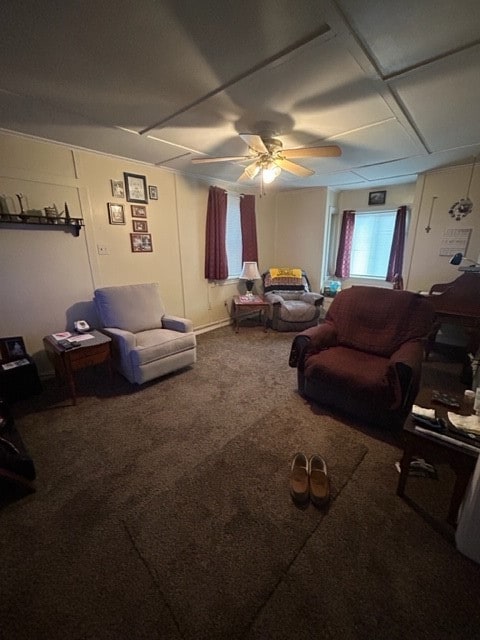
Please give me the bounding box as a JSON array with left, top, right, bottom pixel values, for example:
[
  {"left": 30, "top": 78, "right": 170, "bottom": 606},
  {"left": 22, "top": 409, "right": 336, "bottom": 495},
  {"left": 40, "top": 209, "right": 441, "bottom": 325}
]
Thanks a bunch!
[{"left": 289, "top": 286, "right": 435, "bottom": 429}]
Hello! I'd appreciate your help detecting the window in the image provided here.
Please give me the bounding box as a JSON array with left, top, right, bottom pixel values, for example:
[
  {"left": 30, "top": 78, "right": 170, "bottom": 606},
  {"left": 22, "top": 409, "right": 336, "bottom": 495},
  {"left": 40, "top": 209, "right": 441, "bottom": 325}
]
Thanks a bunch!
[
  {"left": 350, "top": 211, "right": 396, "bottom": 278},
  {"left": 225, "top": 193, "right": 242, "bottom": 277}
]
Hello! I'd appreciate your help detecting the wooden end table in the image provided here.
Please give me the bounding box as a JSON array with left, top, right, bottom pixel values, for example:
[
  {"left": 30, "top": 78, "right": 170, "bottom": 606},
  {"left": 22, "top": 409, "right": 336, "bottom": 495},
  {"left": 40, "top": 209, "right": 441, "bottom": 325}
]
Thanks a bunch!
[
  {"left": 43, "top": 330, "right": 112, "bottom": 405},
  {"left": 232, "top": 295, "right": 269, "bottom": 333},
  {"left": 396, "top": 391, "right": 480, "bottom": 526}
]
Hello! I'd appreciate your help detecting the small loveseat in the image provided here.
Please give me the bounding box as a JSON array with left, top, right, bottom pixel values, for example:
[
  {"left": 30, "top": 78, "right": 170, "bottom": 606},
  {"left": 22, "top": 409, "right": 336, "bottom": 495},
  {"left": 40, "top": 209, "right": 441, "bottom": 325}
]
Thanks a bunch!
[{"left": 289, "top": 286, "right": 434, "bottom": 429}]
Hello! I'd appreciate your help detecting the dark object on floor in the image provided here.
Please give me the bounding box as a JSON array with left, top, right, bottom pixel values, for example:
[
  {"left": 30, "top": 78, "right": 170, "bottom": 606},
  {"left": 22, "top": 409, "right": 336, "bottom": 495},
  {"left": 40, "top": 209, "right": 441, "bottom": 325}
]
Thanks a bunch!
[
  {"left": 395, "top": 457, "right": 437, "bottom": 478},
  {"left": 0, "top": 355, "right": 42, "bottom": 404},
  {"left": 289, "top": 286, "right": 435, "bottom": 429},
  {"left": 0, "top": 399, "right": 36, "bottom": 493}
]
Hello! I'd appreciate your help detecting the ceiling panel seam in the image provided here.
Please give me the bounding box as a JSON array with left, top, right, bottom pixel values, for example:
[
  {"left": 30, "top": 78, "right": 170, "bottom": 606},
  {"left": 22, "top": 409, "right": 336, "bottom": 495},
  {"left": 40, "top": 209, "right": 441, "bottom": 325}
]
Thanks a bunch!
[{"left": 138, "top": 24, "right": 332, "bottom": 135}]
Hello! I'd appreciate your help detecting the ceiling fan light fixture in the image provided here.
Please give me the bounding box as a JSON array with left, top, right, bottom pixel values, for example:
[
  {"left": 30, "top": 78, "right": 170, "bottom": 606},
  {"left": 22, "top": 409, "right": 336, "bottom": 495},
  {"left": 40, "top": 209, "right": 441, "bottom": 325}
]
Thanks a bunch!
[{"left": 262, "top": 163, "right": 281, "bottom": 184}]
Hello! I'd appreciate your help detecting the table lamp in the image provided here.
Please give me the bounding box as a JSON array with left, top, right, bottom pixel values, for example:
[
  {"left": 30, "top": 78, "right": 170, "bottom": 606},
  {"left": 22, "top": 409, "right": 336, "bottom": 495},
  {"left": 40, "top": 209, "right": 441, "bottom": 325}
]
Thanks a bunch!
[{"left": 239, "top": 261, "right": 261, "bottom": 297}]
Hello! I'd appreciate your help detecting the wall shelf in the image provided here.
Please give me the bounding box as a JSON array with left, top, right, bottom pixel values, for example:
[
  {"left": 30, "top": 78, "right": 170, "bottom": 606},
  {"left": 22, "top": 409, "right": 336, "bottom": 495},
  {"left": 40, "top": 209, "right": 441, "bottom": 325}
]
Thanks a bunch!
[{"left": 0, "top": 215, "right": 85, "bottom": 237}]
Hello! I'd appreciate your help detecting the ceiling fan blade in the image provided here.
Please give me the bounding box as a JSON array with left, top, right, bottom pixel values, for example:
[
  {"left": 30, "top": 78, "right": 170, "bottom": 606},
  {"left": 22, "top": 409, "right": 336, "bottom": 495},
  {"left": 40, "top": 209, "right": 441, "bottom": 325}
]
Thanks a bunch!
[
  {"left": 275, "top": 158, "right": 315, "bottom": 177},
  {"left": 191, "top": 155, "right": 251, "bottom": 164},
  {"left": 239, "top": 134, "right": 268, "bottom": 154},
  {"left": 281, "top": 145, "right": 341, "bottom": 159},
  {"left": 237, "top": 160, "right": 260, "bottom": 182}
]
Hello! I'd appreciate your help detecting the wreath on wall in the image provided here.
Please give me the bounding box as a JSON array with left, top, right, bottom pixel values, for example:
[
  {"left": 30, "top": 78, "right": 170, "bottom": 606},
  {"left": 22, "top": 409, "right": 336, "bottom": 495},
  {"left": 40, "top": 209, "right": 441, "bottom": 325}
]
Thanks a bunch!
[{"left": 448, "top": 197, "right": 473, "bottom": 220}]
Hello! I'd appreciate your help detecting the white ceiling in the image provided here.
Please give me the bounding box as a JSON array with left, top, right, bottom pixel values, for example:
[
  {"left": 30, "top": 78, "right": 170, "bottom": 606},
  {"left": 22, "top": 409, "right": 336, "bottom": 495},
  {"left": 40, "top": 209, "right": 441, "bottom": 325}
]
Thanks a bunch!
[{"left": 1, "top": 0, "right": 480, "bottom": 191}]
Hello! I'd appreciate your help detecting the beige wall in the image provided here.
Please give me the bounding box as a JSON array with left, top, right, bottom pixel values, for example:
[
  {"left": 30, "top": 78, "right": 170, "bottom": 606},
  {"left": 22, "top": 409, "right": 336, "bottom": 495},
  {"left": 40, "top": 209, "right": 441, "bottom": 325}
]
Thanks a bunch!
[
  {"left": 406, "top": 165, "right": 480, "bottom": 292},
  {"left": 1, "top": 129, "right": 479, "bottom": 375},
  {"left": 0, "top": 131, "right": 276, "bottom": 373},
  {"left": 273, "top": 187, "right": 329, "bottom": 292}
]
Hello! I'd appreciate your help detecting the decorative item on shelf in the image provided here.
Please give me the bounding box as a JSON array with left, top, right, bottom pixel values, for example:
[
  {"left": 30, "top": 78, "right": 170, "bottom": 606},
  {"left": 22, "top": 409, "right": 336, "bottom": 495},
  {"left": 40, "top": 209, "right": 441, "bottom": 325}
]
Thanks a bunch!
[
  {"left": 44, "top": 204, "right": 63, "bottom": 223},
  {"left": 16, "top": 193, "right": 28, "bottom": 220},
  {"left": 0, "top": 194, "right": 9, "bottom": 216},
  {"left": 449, "top": 156, "right": 476, "bottom": 220},
  {"left": 64, "top": 202, "right": 71, "bottom": 223},
  {"left": 239, "top": 261, "right": 261, "bottom": 297},
  {"left": 449, "top": 252, "right": 480, "bottom": 273}
]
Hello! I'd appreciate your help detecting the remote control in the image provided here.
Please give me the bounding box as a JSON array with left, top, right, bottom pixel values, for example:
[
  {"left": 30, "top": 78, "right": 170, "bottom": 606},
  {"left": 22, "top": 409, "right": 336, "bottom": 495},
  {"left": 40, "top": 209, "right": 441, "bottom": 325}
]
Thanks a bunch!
[
  {"left": 58, "top": 340, "right": 75, "bottom": 350},
  {"left": 412, "top": 415, "right": 446, "bottom": 432}
]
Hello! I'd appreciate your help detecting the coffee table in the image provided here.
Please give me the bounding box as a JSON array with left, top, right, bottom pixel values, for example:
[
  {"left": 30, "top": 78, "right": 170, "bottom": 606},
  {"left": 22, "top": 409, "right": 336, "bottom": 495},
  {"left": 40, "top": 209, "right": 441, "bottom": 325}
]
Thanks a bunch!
[
  {"left": 396, "top": 391, "right": 480, "bottom": 526},
  {"left": 43, "top": 330, "right": 112, "bottom": 405}
]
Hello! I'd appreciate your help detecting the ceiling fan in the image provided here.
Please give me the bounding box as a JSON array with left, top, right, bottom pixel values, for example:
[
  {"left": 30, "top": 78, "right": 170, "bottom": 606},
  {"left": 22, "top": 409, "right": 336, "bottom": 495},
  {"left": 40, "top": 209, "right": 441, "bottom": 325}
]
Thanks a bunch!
[{"left": 191, "top": 134, "right": 341, "bottom": 184}]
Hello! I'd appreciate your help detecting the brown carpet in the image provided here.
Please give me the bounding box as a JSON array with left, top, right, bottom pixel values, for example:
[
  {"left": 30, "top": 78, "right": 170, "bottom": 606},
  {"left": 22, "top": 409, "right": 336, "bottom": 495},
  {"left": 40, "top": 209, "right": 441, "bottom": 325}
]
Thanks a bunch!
[
  {"left": 126, "top": 407, "right": 367, "bottom": 640},
  {"left": 0, "top": 326, "right": 479, "bottom": 639}
]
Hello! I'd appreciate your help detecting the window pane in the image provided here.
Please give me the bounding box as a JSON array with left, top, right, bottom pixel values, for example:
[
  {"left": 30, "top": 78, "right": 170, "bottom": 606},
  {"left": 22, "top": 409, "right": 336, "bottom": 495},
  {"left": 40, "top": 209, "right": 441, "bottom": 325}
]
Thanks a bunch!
[
  {"left": 350, "top": 212, "right": 395, "bottom": 278},
  {"left": 225, "top": 195, "right": 242, "bottom": 277}
]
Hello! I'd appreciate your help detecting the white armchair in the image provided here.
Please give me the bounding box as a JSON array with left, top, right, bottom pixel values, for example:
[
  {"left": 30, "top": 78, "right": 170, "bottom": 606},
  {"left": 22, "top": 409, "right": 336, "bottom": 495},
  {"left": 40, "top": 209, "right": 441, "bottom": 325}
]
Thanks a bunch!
[{"left": 94, "top": 283, "right": 196, "bottom": 384}]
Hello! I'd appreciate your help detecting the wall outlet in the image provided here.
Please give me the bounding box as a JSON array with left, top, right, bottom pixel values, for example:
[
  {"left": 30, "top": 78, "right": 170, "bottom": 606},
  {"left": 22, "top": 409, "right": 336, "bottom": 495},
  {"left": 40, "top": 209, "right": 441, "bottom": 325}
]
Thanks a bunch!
[{"left": 97, "top": 244, "right": 109, "bottom": 255}]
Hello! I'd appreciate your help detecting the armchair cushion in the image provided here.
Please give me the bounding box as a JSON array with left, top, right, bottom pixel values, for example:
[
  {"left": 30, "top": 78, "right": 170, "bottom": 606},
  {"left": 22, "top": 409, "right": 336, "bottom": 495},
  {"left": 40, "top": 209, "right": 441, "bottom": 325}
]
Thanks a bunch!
[{"left": 94, "top": 283, "right": 166, "bottom": 333}]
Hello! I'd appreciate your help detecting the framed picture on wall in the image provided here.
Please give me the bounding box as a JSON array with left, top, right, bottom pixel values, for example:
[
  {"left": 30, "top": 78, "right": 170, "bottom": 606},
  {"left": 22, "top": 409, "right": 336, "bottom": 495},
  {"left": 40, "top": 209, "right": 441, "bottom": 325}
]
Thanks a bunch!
[
  {"left": 111, "top": 179, "right": 125, "bottom": 198},
  {"left": 124, "top": 172, "right": 148, "bottom": 203},
  {"left": 130, "top": 233, "right": 153, "bottom": 253},
  {"left": 148, "top": 185, "right": 158, "bottom": 200},
  {"left": 107, "top": 202, "right": 125, "bottom": 224},
  {"left": 368, "top": 190, "right": 386, "bottom": 205},
  {"left": 131, "top": 205, "right": 147, "bottom": 218},
  {"left": 132, "top": 219, "right": 148, "bottom": 232}
]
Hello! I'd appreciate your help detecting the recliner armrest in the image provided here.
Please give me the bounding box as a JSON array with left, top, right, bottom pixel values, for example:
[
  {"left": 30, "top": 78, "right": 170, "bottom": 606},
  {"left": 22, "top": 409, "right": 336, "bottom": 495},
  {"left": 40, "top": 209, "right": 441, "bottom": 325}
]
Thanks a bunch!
[
  {"left": 301, "top": 292, "right": 324, "bottom": 307},
  {"left": 389, "top": 340, "right": 425, "bottom": 371},
  {"left": 289, "top": 322, "right": 338, "bottom": 368},
  {"left": 263, "top": 293, "right": 283, "bottom": 306},
  {"left": 162, "top": 315, "right": 193, "bottom": 333},
  {"left": 101, "top": 327, "right": 136, "bottom": 350},
  {"left": 388, "top": 340, "right": 425, "bottom": 409}
]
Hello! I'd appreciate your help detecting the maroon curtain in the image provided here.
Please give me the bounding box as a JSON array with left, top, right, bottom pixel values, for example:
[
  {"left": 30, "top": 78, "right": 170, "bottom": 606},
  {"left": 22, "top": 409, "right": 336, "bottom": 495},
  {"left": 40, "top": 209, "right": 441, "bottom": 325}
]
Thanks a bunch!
[
  {"left": 386, "top": 205, "right": 407, "bottom": 282},
  {"left": 334, "top": 210, "right": 355, "bottom": 278},
  {"left": 240, "top": 194, "right": 258, "bottom": 262},
  {"left": 204, "top": 186, "right": 228, "bottom": 280}
]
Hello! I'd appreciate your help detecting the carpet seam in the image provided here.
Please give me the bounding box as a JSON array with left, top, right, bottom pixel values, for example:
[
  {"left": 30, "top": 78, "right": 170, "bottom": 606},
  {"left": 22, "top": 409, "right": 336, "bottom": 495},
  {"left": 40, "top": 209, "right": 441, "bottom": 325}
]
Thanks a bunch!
[
  {"left": 243, "top": 448, "right": 368, "bottom": 637},
  {"left": 122, "top": 520, "right": 185, "bottom": 640}
]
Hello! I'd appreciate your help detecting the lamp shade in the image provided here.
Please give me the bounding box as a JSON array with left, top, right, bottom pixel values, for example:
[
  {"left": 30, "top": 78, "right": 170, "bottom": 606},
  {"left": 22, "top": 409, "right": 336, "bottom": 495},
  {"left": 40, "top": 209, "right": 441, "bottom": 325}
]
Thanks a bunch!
[{"left": 239, "top": 261, "right": 261, "bottom": 280}]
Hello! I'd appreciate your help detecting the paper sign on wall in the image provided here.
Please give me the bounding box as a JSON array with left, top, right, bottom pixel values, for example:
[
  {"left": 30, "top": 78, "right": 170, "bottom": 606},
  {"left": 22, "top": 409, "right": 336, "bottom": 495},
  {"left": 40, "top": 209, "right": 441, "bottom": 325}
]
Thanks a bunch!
[{"left": 439, "top": 228, "right": 472, "bottom": 256}]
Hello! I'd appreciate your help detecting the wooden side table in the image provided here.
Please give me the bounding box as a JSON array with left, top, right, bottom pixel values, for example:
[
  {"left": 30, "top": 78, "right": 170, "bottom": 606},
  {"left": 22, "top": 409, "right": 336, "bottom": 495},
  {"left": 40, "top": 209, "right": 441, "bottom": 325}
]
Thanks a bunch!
[
  {"left": 43, "top": 330, "right": 112, "bottom": 405},
  {"left": 397, "top": 397, "right": 480, "bottom": 526},
  {"left": 232, "top": 295, "right": 269, "bottom": 333}
]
